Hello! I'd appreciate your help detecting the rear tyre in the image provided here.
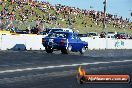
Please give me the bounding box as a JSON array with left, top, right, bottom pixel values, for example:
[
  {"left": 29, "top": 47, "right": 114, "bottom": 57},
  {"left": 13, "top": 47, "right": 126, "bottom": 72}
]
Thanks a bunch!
[
  {"left": 80, "top": 47, "right": 86, "bottom": 54},
  {"left": 45, "top": 46, "right": 53, "bottom": 53},
  {"left": 61, "top": 49, "right": 66, "bottom": 54}
]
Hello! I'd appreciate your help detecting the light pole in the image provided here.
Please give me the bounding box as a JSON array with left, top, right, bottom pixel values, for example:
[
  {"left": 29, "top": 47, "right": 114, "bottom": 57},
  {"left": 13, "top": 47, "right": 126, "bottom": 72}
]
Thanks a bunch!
[
  {"left": 103, "top": 0, "right": 106, "bottom": 31},
  {"left": 103, "top": 0, "right": 108, "bottom": 50},
  {"left": 129, "top": 10, "right": 132, "bottom": 21}
]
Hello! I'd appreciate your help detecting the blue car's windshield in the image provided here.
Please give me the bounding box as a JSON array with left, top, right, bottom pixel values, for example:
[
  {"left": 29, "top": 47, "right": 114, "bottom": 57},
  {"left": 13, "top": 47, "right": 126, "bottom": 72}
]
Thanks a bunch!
[
  {"left": 49, "top": 29, "right": 63, "bottom": 33},
  {"left": 48, "top": 33, "right": 68, "bottom": 38}
]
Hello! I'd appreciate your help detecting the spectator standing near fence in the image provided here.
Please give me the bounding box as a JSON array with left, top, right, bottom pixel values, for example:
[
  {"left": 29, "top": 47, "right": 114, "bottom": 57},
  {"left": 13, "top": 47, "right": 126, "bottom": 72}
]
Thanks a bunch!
[
  {"left": 10, "top": 25, "right": 15, "bottom": 32},
  {"left": 0, "top": 19, "right": 1, "bottom": 30},
  {"left": 0, "top": 10, "right": 2, "bottom": 30}
]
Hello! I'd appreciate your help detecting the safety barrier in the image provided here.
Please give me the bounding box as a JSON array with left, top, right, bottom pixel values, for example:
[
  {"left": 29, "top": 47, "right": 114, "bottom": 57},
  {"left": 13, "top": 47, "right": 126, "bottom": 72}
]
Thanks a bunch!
[
  {"left": 0, "top": 34, "right": 45, "bottom": 50},
  {"left": 0, "top": 35, "right": 1, "bottom": 50},
  {"left": 80, "top": 37, "right": 132, "bottom": 50},
  {"left": 1, "top": 35, "right": 26, "bottom": 50},
  {"left": 0, "top": 35, "right": 132, "bottom": 50},
  {"left": 25, "top": 35, "right": 45, "bottom": 50}
]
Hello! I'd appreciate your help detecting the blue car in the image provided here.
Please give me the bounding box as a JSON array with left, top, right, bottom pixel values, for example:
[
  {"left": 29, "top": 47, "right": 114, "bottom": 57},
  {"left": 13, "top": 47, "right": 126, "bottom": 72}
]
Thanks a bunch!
[{"left": 42, "top": 31, "right": 88, "bottom": 54}]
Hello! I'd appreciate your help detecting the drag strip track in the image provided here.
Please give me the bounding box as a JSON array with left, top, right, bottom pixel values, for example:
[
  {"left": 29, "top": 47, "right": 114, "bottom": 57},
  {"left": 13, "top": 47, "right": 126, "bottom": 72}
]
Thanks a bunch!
[
  {"left": 0, "top": 50, "right": 132, "bottom": 88},
  {"left": 0, "top": 59, "right": 132, "bottom": 74}
]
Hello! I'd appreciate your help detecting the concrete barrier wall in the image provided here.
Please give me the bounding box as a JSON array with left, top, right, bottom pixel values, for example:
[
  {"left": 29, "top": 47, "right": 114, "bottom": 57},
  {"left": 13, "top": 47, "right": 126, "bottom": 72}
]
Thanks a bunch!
[
  {"left": 1, "top": 35, "right": 26, "bottom": 50},
  {"left": 107, "top": 39, "right": 132, "bottom": 49},
  {"left": 0, "top": 35, "right": 132, "bottom": 50},
  {"left": 0, "top": 35, "right": 45, "bottom": 50},
  {"left": 107, "top": 39, "right": 125, "bottom": 49},
  {"left": 0, "top": 35, "right": 2, "bottom": 50},
  {"left": 25, "top": 35, "right": 45, "bottom": 50},
  {"left": 81, "top": 37, "right": 106, "bottom": 50},
  {"left": 80, "top": 37, "right": 132, "bottom": 50}
]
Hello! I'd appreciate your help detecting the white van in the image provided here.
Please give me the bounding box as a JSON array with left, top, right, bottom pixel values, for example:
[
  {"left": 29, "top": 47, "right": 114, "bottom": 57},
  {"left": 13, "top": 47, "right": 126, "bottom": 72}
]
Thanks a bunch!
[
  {"left": 87, "top": 32, "right": 99, "bottom": 38},
  {"left": 107, "top": 32, "right": 117, "bottom": 38}
]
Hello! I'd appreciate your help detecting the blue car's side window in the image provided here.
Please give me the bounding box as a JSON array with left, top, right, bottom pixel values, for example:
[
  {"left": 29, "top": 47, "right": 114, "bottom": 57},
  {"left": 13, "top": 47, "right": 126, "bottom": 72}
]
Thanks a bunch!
[
  {"left": 74, "top": 34, "right": 81, "bottom": 40},
  {"left": 72, "top": 34, "right": 77, "bottom": 40},
  {"left": 71, "top": 34, "right": 74, "bottom": 39}
]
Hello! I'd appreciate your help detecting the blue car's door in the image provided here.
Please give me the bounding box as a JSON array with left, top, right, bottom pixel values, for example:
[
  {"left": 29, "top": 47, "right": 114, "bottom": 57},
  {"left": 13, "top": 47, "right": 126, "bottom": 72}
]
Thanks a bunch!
[
  {"left": 77, "top": 37, "right": 83, "bottom": 51},
  {"left": 68, "top": 34, "right": 78, "bottom": 51},
  {"left": 73, "top": 34, "right": 83, "bottom": 51}
]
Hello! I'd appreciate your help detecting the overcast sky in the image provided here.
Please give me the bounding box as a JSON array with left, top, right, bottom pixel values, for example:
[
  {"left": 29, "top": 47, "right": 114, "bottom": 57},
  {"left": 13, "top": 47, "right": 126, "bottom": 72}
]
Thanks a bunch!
[{"left": 39, "top": 0, "right": 132, "bottom": 21}]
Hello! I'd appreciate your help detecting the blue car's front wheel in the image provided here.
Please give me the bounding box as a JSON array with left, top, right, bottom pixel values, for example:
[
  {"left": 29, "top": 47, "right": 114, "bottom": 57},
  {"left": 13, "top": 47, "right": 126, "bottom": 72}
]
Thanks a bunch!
[{"left": 80, "top": 47, "right": 86, "bottom": 54}]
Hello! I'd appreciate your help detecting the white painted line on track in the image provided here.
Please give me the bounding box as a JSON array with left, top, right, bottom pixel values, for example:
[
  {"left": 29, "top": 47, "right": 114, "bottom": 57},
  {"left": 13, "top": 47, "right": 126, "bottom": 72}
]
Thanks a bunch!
[
  {"left": 0, "top": 59, "right": 132, "bottom": 74},
  {"left": 0, "top": 65, "right": 10, "bottom": 67}
]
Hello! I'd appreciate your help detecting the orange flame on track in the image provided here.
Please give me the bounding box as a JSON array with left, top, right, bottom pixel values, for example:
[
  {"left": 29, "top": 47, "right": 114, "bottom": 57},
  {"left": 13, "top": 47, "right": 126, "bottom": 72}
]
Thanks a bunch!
[{"left": 78, "top": 66, "right": 86, "bottom": 76}]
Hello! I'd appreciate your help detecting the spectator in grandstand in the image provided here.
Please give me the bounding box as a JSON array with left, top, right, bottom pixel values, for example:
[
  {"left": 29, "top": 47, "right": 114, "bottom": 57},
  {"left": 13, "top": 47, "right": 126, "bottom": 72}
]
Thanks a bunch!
[
  {"left": 0, "top": 0, "right": 130, "bottom": 32},
  {"left": 10, "top": 25, "right": 15, "bottom": 32},
  {"left": 100, "top": 32, "right": 106, "bottom": 38}
]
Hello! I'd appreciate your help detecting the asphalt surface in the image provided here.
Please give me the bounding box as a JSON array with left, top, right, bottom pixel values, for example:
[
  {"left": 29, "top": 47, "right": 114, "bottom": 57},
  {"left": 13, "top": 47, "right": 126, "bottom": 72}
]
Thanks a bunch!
[{"left": 0, "top": 50, "right": 132, "bottom": 88}]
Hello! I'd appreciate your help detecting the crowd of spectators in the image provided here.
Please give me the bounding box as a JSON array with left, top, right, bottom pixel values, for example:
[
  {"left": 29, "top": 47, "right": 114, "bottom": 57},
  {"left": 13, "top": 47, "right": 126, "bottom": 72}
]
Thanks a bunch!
[
  {"left": 0, "top": 0, "right": 131, "bottom": 33},
  {"left": 52, "top": 3, "right": 130, "bottom": 29},
  {"left": 35, "top": 1, "right": 131, "bottom": 29}
]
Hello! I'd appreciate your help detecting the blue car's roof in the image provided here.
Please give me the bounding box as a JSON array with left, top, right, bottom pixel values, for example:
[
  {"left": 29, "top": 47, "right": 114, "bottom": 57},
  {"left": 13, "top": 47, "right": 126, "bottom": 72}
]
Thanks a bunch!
[{"left": 54, "top": 31, "right": 73, "bottom": 34}]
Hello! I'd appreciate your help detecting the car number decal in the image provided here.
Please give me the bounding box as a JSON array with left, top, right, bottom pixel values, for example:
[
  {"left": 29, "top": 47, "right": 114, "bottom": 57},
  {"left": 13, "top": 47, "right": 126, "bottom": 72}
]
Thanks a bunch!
[{"left": 49, "top": 39, "right": 54, "bottom": 43}]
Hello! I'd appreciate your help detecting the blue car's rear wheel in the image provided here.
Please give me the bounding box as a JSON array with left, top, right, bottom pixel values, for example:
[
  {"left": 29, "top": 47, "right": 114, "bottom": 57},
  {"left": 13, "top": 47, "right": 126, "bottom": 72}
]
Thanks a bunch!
[
  {"left": 45, "top": 46, "right": 53, "bottom": 53},
  {"left": 61, "top": 49, "right": 66, "bottom": 54}
]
